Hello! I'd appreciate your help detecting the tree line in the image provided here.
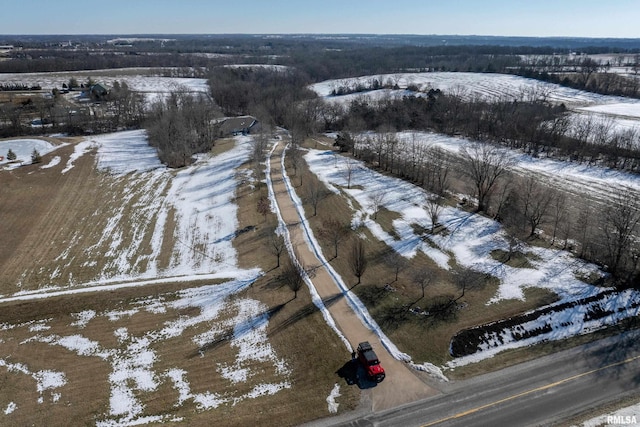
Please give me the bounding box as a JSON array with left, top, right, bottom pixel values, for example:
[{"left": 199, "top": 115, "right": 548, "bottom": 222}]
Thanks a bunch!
[
  {"left": 513, "top": 57, "right": 640, "bottom": 98},
  {"left": 343, "top": 131, "right": 640, "bottom": 284},
  {"left": 326, "top": 92, "right": 640, "bottom": 174},
  {"left": 0, "top": 83, "right": 42, "bottom": 91}
]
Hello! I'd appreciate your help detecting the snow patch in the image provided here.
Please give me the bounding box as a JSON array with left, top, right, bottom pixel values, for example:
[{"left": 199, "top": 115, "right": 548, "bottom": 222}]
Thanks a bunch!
[
  {"left": 4, "top": 402, "right": 17, "bottom": 415},
  {"left": 71, "top": 310, "right": 96, "bottom": 328},
  {"left": 576, "top": 402, "right": 640, "bottom": 427},
  {"left": 62, "top": 139, "right": 94, "bottom": 173},
  {"left": 41, "top": 155, "right": 61, "bottom": 169},
  {"left": 0, "top": 359, "right": 67, "bottom": 404},
  {"left": 4, "top": 275, "right": 291, "bottom": 423},
  {"left": 326, "top": 383, "right": 341, "bottom": 413},
  {"left": 0, "top": 138, "right": 59, "bottom": 168},
  {"left": 410, "top": 362, "right": 449, "bottom": 382}
]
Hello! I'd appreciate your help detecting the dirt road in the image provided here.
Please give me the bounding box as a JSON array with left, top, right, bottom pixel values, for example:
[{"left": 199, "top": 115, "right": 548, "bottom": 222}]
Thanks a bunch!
[{"left": 268, "top": 141, "right": 439, "bottom": 411}]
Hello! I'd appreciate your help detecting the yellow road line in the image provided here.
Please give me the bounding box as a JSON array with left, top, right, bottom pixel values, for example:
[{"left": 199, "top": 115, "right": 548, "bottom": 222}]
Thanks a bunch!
[{"left": 421, "top": 354, "right": 640, "bottom": 427}]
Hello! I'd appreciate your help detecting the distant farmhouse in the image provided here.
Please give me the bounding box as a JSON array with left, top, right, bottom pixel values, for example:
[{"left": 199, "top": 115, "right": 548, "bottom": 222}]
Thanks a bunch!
[
  {"left": 217, "top": 116, "right": 259, "bottom": 137},
  {"left": 78, "top": 83, "right": 110, "bottom": 101},
  {"left": 88, "top": 83, "right": 110, "bottom": 101}
]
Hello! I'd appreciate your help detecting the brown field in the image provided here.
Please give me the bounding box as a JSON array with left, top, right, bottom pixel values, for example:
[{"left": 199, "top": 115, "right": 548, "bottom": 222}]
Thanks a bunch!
[
  {"left": 0, "top": 129, "right": 621, "bottom": 426},
  {"left": 0, "top": 135, "right": 359, "bottom": 426}
]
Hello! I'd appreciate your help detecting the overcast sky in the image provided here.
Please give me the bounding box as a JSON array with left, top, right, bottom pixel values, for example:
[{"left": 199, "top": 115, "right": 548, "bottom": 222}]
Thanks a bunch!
[{"left": 3, "top": 0, "right": 639, "bottom": 38}]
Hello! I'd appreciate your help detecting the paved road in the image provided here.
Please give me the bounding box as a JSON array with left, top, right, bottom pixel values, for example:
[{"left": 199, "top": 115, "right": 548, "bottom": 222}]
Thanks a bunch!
[{"left": 306, "top": 329, "right": 640, "bottom": 427}]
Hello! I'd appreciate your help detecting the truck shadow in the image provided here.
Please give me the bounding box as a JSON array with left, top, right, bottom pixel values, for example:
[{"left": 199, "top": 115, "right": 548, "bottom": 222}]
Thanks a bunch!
[{"left": 336, "top": 359, "right": 379, "bottom": 390}]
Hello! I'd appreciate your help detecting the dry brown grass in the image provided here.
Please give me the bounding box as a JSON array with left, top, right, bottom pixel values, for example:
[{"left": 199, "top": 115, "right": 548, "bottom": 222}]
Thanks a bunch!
[
  {"left": 0, "top": 135, "right": 360, "bottom": 426},
  {"left": 232, "top": 144, "right": 361, "bottom": 423},
  {"left": 0, "top": 142, "right": 110, "bottom": 291},
  {"left": 293, "top": 138, "right": 567, "bottom": 370},
  {"left": 0, "top": 281, "right": 196, "bottom": 426},
  {"left": 1, "top": 129, "right": 619, "bottom": 425}
]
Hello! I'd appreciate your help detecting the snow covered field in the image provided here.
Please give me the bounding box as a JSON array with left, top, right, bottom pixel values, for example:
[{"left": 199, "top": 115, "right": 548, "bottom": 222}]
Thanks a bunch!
[
  {"left": 6, "top": 130, "right": 256, "bottom": 290},
  {"left": 0, "top": 132, "right": 298, "bottom": 424},
  {"left": 304, "top": 142, "right": 640, "bottom": 366},
  {"left": 310, "top": 72, "right": 635, "bottom": 106},
  {"left": 0, "top": 69, "right": 208, "bottom": 104},
  {"left": 576, "top": 102, "right": 640, "bottom": 118},
  {"left": 306, "top": 147, "right": 605, "bottom": 303},
  {"left": 0, "top": 138, "right": 63, "bottom": 168},
  {"left": 311, "top": 71, "right": 640, "bottom": 135},
  {"left": 382, "top": 130, "right": 640, "bottom": 207}
]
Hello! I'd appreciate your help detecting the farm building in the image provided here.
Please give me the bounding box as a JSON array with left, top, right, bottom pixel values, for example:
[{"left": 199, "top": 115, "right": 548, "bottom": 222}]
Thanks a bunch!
[
  {"left": 218, "top": 116, "right": 259, "bottom": 136},
  {"left": 89, "top": 83, "right": 110, "bottom": 100}
]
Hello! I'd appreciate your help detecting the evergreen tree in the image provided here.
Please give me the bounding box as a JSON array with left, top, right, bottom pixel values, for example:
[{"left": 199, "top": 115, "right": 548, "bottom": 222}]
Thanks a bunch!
[
  {"left": 31, "top": 149, "right": 41, "bottom": 164},
  {"left": 6, "top": 149, "right": 16, "bottom": 161}
]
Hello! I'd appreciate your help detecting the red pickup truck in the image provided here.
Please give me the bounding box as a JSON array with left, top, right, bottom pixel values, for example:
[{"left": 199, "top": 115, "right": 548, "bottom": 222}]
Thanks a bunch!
[{"left": 356, "top": 341, "right": 385, "bottom": 383}]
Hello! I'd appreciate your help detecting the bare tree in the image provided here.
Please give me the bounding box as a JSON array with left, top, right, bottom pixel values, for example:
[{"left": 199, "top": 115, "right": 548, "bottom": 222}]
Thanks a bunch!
[
  {"left": 578, "top": 57, "right": 601, "bottom": 87},
  {"left": 452, "top": 267, "right": 486, "bottom": 302},
  {"left": 559, "top": 212, "right": 573, "bottom": 250},
  {"left": 287, "top": 144, "right": 304, "bottom": 186},
  {"left": 371, "top": 132, "right": 387, "bottom": 169},
  {"left": 342, "top": 157, "right": 358, "bottom": 189},
  {"left": 145, "top": 92, "right": 221, "bottom": 167},
  {"left": 249, "top": 131, "right": 269, "bottom": 191},
  {"left": 251, "top": 128, "right": 269, "bottom": 167},
  {"left": 369, "top": 192, "right": 386, "bottom": 220},
  {"left": 383, "top": 250, "right": 406, "bottom": 282},
  {"left": 320, "top": 104, "right": 345, "bottom": 135},
  {"left": 349, "top": 238, "right": 368, "bottom": 286},
  {"left": 405, "top": 133, "right": 424, "bottom": 183},
  {"left": 520, "top": 177, "right": 554, "bottom": 237},
  {"left": 424, "top": 146, "right": 450, "bottom": 196},
  {"left": 296, "top": 97, "right": 324, "bottom": 137},
  {"left": 602, "top": 189, "right": 640, "bottom": 277},
  {"left": 268, "top": 234, "right": 286, "bottom": 268},
  {"left": 460, "top": 143, "right": 514, "bottom": 213},
  {"left": 257, "top": 196, "right": 270, "bottom": 221},
  {"left": 319, "top": 219, "right": 350, "bottom": 259},
  {"left": 288, "top": 114, "right": 308, "bottom": 149},
  {"left": 411, "top": 267, "right": 431, "bottom": 300},
  {"left": 382, "top": 131, "right": 398, "bottom": 173},
  {"left": 305, "top": 180, "right": 327, "bottom": 216},
  {"left": 575, "top": 206, "right": 595, "bottom": 259},
  {"left": 281, "top": 257, "right": 305, "bottom": 299},
  {"left": 424, "top": 195, "right": 444, "bottom": 233},
  {"left": 550, "top": 191, "right": 568, "bottom": 245},
  {"left": 492, "top": 180, "right": 512, "bottom": 222}
]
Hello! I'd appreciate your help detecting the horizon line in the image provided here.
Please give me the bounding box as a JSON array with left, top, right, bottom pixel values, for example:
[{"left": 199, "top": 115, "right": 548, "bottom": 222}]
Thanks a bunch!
[{"left": 1, "top": 33, "right": 639, "bottom": 40}]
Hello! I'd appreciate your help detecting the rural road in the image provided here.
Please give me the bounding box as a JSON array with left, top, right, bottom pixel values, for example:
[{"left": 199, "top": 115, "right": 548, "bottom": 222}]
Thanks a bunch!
[
  {"left": 307, "top": 328, "right": 640, "bottom": 427},
  {"left": 268, "top": 141, "right": 440, "bottom": 412}
]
